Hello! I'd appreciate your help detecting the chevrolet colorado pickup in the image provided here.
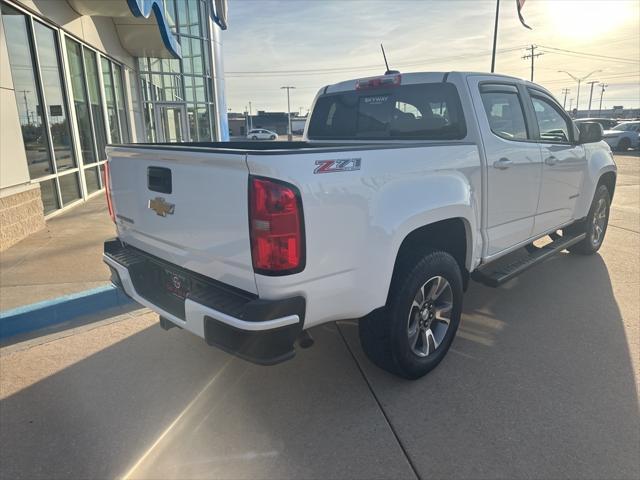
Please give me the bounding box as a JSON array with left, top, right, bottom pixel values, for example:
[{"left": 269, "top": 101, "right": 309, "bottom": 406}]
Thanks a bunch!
[{"left": 103, "top": 72, "right": 616, "bottom": 379}]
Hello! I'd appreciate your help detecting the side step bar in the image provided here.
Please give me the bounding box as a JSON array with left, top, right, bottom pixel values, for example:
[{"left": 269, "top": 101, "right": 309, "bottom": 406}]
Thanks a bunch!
[{"left": 472, "top": 233, "right": 586, "bottom": 287}]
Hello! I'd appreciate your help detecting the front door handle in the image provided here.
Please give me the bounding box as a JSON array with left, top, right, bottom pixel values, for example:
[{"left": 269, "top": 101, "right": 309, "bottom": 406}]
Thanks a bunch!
[
  {"left": 493, "top": 157, "right": 513, "bottom": 170},
  {"left": 545, "top": 155, "right": 558, "bottom": 166}
]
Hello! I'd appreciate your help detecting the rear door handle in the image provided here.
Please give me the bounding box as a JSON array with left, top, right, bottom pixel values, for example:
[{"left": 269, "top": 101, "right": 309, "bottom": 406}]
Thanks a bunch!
[
  {"left": 545, "top": 155, "right": 558, "bottom": 166},
  {"left": 493, "top": 158, "right": 513, "bottom": 170}
]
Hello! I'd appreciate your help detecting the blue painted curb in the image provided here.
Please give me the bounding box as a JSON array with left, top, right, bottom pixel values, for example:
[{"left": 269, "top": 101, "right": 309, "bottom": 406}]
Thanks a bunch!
[{"left": 0, "top": 285, "right": 135, "bottom": 340}]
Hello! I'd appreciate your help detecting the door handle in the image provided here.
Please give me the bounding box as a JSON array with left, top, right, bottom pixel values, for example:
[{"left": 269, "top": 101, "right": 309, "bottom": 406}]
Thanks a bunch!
[
  {"left": 545, "top": 155, "right": 558, "bottom": 166},
  {"left": 493, "top": 157, "right": 513, "bottom": 169}
]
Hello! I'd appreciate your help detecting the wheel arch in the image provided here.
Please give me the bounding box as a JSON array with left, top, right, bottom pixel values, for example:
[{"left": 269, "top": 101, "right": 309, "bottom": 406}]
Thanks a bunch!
[
  {"left": 598, "top": 170, "right": 616, "bottom": 201},
  {"left": 388, "top": 217, "right": 472, "bottom": 301}
]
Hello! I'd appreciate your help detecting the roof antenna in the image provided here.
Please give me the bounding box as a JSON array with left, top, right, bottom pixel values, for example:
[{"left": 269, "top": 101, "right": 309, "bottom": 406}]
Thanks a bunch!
[{"left": 380, "top": 44, "right": 399, "bottom": 75}]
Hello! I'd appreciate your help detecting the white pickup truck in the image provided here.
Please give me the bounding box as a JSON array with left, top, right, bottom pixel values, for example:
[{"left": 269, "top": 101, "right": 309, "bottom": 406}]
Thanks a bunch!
[{"left": 103, "top": 72, "right": 616, "bottom": 379}]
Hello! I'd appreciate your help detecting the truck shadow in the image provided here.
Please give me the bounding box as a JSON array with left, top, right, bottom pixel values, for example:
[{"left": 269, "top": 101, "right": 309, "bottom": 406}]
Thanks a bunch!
[
  {"left": 1, "top": 250, "right": 637, "bottom": 480},
  {"left": 340, "top": 248, "right": 640, "bottom": 479}
]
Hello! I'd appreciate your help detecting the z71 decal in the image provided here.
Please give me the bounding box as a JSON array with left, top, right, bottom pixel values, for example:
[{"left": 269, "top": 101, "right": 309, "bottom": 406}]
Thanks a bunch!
[{"left": 314, "top": 158, "right": 361, "bottom": 174}]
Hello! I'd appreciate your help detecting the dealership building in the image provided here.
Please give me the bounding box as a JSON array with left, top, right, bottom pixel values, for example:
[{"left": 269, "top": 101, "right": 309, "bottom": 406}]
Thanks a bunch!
[{"left": 0, "top": 0, "right": 228, "bottom": 250}]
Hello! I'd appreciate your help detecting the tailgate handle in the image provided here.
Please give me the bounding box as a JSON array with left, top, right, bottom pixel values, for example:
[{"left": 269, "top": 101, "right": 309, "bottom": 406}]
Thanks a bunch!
[{"left": 148, "top": 167, "right": 172, "bottom": 194}]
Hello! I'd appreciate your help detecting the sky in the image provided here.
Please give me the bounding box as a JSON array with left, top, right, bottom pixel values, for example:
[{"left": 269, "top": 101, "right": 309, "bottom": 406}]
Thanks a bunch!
[{"left": 220, "top": 0, "right": 640, "bottom": 115}]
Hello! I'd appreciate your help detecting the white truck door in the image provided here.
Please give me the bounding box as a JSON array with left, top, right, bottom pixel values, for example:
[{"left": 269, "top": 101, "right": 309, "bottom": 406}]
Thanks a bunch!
[
  {"left": 525, "top": 89, "right": 587, "bottom": 235},
  {"left": 468, "top": 78, "right": 543, "bottom": 257}
]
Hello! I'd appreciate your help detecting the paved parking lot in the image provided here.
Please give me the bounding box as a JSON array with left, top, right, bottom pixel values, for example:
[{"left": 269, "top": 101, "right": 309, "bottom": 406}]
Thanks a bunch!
[{"left": 1, "top": 153, "right": 638, "bottom": 480}]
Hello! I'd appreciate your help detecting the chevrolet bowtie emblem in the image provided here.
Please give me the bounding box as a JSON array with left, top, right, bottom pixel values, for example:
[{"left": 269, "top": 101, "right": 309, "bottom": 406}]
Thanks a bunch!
[{"left": 148, "top": 197, "right": 175, "bottom": 217}]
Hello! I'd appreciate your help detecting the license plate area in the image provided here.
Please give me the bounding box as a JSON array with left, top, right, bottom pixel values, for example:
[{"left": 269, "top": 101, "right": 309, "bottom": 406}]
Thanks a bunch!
[{"left": 163, "top": 268, "right": 191, "bottom": 300}]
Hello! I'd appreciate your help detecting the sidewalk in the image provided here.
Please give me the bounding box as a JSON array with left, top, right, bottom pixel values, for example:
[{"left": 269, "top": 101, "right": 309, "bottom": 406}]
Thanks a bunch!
[{"left": 0, "top": 196, "right": 114, "bottom": 311}]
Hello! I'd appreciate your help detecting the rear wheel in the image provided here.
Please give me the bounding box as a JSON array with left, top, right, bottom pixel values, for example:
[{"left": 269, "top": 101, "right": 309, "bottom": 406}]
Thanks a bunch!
[
  {"left": 359, "top": 249, "right": 463, "bottom": 379},
  {"left": 616, "top": 137, "right": 630, "bottom": 152},
  {"left": 567, "top": 184, "right": 610, "bottom": 255}
]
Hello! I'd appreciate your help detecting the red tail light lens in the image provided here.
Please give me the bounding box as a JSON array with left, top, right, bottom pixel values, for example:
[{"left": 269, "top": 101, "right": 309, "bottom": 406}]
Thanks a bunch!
[
  {"left": 103, "top": 162, "right": 115, "bottom": 223},
  {"left": 249, "top": 177, "right": 305, "bottom": 275}
]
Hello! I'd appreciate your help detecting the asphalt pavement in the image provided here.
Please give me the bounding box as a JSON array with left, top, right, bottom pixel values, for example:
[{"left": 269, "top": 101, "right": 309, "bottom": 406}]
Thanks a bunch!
[{"left": 1, "top": 153, "right": 638, "bottom": 480}]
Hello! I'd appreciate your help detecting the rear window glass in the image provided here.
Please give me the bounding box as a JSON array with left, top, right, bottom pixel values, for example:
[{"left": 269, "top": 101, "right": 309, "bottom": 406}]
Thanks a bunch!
[{"left": 307, "top": 83, "right": 466, "bottom": 140}]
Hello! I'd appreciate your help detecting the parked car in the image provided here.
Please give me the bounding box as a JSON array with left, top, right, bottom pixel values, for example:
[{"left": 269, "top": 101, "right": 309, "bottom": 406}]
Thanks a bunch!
[
  {"left": 103, "top": 72, "right": 615, "bottom": 379},
  {"left": 574, "top": 117, "right": 619, "bottom": 130},
  {"left": 247, "top": 129, "right": 278, "bottom": 140},
  {"left": 602, "top": 121, "right": 640, "bottom": 151}
]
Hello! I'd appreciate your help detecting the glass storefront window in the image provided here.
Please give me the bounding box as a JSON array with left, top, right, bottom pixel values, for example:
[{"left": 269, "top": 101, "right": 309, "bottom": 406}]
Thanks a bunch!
[
  {"left": 33, "top": 21, "right": 76, "bottom": 172},
  {"left": 66, "top": 38, "right": 95, "bottom": 164},
  {"left": 101, "top": 57, "right": 121, "bottom": 144},
  {"left": 113, "top": 63, "right": 129, "bottom": 142},
  {"left": 139, "top": 0, "right": 217, "bottom": 142},
  {"left": 1, "top": 5, "right": 53, "bottom": 179},
  {"left": 39, "top": 178, "right": 59, "bottom": 214},
  {"left": 84, "top": 49, "right": 108, "bottom": 160},
  {"left": 84, "top": 166, "right": 101, "bottom": 194},
  {"left": 59, "top": 172, "right": 81, "bottom": 205}
]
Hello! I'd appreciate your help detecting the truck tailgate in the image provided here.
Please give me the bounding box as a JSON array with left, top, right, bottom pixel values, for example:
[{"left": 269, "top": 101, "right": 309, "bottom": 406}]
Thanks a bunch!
[{"left": 106, "top": 146, "right": 257, "bottom": 294}]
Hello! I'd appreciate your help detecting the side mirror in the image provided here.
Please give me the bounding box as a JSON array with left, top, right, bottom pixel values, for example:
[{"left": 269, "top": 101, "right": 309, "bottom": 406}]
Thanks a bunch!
[{"left": 577, "top": 122, "right": 604, "bottom": 144}]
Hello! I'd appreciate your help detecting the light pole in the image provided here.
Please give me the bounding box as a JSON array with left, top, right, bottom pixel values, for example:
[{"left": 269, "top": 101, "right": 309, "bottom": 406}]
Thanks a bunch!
[
  {"left": 281, "top": 86, "right": 295, "bottom": 141},
  {"left": 558, "top": 70, "right": 602, "bottom": 118},
  {"left": 598, "top": 83, "right": 608, "bottom": 116},
  {"left": 248, "top": 101, "right": 253, "bottom": 130},
  {"left": 586, "top": 80, "right": 599, "bottom": 117},
  {"left": 561, "top": 88, "right": 570, "bottom": 109}
]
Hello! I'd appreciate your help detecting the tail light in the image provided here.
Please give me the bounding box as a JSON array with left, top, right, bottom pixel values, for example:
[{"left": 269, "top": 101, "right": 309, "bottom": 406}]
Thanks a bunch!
[
  {"left": 103, "top": 162, "right": 115, "bottom": 223},
  {"left": 249, "top": 176, "right": 305, "bottom": 275}
]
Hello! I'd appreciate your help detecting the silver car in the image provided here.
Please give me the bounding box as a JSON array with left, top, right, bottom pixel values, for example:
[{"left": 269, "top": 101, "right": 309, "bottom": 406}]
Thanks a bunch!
[{"left": 602, "top": 121, "right": 640, "bottom": 151}]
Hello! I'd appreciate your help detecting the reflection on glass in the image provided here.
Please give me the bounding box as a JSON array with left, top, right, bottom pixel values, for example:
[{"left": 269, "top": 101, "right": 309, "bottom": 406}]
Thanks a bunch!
[
  {"left": 33, "top": 21, "right": 76, "bottom": 171},
  {"left": 84, "top": 50, "right": 108, "bottom": 160},
  {"left": 113, "top": 63, "right": 129, "bottom": 142},
  {"left": 1, "top": 5, "right": 53, "bottom": 179},
  {"left": 84, "top": 166, "right": 101, "bottom": 194},
  {"left": 39, "top": 179, "right": 59, "bottom": 214},
  {"left": 66, "top": 38, "right": 95, "bottom": 164},
  {"left": 101, "top": 57, "right": 121, "bottom": 144},
  {"left": 160, "top": 106, "right": 185, "bottom": 142},
  {"left": 187, "top": 105, "right": 196, "bottom": 141},
  {"left": 59, "top": 172, "right": 81, "bottom": 205},
  {"left": 197, "top": 105, "right": 212, "bottom": 140},
  {"left": 144, "top": 103, "right": 156, "bottom": 142}
]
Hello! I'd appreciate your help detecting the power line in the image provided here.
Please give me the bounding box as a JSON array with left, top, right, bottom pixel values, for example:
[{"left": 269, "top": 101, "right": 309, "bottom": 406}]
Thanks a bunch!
[{"left": 537, "top": 45, "right": 640, "bottom": 64}]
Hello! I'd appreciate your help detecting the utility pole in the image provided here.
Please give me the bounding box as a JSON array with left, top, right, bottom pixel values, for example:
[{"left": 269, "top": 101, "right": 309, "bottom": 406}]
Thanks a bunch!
[
  {"left": 248, "top": 101, "right": 253, "bottom": 130},
  {"left": 598, "top": 83, "right": 608, "bottom": 116},
  {"left": 569, "top": 98, "right": 574, "bottom": 112},
  {"left": 586, "top": 80, "right": 599, "bottom": 117},
  {"left": 17, "top": 90, "right": 31, "bottom": 124},
  {"left": 281, "top": 86, "right": 295, "bottom": 141},
  {"left": 558, "top": 69, "right": 601, "bottom": 117},
  {"left": 490, "top": 0, "right": 500, "bottom": 72},
  {"left": 561, "top": 88, "right": 570, "bottom": 109},
  {"left": 522, "top": 45, "right": 543, "bottom": 82}
]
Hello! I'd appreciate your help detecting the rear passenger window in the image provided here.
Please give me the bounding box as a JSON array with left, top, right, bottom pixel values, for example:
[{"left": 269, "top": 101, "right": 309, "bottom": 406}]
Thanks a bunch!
[{"left": 480, "top": 90, "right": 529, "bottom": 140}]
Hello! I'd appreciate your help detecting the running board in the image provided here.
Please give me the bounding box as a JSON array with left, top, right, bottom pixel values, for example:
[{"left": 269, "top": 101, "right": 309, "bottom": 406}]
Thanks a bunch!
[{"left": 472, "top": 233, "right": 586, "bottom": 287}]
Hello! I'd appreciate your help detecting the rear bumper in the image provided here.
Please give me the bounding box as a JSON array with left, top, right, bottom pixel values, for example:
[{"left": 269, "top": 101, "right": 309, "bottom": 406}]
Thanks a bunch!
[{"left": 103, "top": 239, "right": 304, "bottom": 365}]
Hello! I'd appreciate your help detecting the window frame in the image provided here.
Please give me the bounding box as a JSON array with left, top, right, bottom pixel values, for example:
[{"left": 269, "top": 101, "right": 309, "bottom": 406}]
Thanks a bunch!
[{"left": 478, "top": 82, "right": 533, "bottom": 143}]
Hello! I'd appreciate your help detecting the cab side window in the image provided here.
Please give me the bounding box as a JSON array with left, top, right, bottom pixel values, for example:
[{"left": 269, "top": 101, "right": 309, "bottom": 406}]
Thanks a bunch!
[
  {"left": 480, "top": 89, "right": 529, "bottom": 140},
  {"left": 530, "top": 95, "right": 572, "bottom": 143}
]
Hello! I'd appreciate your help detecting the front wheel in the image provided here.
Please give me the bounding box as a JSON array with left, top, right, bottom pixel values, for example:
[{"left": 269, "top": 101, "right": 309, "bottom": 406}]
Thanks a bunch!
[
  {"left": 567, "top": 184, "right": 611, "bottom": 255},
  {"left": 359, "top": 250, "right": 463, "bottom": 379},
  {"left": 270, "top": 135, "right": 276, "bottom": 140},
  {"left": 251, "top": 135, "right": 258, "bottom": 140}
]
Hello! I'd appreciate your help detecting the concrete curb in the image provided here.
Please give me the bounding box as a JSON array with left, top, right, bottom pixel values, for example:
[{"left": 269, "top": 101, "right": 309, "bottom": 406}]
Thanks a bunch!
[{"left": 0, "top": 285, "right": 134, "bottom": 340}]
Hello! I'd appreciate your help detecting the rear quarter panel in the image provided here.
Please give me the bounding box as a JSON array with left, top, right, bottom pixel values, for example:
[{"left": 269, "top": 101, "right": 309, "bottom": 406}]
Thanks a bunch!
[{"left": 247, "top": 144, "right": 482, "bottom": 327}]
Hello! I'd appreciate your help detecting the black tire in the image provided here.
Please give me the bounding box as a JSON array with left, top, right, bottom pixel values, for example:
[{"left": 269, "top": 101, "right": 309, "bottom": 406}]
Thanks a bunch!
[
  {"left": 616, "top": 137, "right": 630, "bottom": 152},
  {"left": 251, "top": 135, "right": 258, "bottom": 140},
  {"left": 270, "top": 135, "right": 276, "bottom": 140},
  {"left": 567, "top": 184, "right": 611, "bottom": 255},
  {"left": 359, "top": 249, "right": 463, "bottom": 379}
]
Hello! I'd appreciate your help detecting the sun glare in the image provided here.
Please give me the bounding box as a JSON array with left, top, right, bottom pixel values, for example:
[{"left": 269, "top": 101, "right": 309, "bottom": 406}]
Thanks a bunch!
[{"left": 548, "top": 1, "right": 635, "bottom": 39}]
